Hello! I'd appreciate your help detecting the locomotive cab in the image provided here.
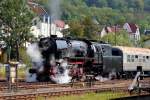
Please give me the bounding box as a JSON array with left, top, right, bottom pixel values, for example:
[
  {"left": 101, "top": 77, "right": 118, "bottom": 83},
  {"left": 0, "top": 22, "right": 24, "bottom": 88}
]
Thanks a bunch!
[
  {"left": 102, "top": 46, "right": 123, "bottom": 78},
  {"left": 92, "top": 43, "right": 123, "bottom": 77}
]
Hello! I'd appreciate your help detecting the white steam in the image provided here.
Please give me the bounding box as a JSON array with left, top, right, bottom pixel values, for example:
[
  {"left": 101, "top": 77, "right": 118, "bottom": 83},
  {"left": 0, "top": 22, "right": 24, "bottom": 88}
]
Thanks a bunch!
[
  {"left": 26, "top": 43, "right": 44, "bottom": 71},
  {"left": 26, "top": 69, "right": 37, "bottom": 82},
  {"left": 26, "top": 43, "right": 44, "bottom": 82},
  {"left": 95, "top": 76, "right": 109, "bottom": 82},
  {"left": 50, "top": 59, "right": 72, "bottom": 84},
  {"left": 26, "top": 43, "right": 72, "bottom": 84}
]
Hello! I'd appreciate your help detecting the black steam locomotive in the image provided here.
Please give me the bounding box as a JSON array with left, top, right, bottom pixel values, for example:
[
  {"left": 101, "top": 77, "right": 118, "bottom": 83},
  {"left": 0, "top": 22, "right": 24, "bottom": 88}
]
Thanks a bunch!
[{"left": 27, "top": 36, "right": 150, "bottom": 82}]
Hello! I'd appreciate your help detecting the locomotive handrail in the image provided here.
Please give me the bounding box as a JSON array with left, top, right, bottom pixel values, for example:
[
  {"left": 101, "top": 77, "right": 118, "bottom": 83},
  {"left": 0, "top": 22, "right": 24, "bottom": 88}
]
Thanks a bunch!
[{"left": 69, "top": 57, "right": 94, "bottom": 60}]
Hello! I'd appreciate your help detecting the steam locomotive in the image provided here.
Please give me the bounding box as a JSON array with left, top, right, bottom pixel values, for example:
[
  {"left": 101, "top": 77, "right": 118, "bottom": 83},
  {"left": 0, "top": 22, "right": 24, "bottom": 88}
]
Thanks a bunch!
[{"left": 27, "top": 36, "right": 150, "bottom": 83}]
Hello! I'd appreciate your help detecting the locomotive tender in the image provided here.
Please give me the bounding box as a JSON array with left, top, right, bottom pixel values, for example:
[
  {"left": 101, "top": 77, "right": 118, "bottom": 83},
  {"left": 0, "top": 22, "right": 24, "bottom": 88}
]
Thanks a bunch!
[{"left": 28, "top": 36, "right": 150, "bottom": 82}]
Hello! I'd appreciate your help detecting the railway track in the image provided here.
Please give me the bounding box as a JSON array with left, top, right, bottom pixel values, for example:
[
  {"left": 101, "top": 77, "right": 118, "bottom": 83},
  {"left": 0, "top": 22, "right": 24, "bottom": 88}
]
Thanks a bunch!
[
  {"left": 0, "top": 78, "right": 149, "bottom": 91},
  {"left": 0, "top": 85, "right": 149, "bottom": 100},
  {"left": 0, "top": 86, "right": 130, "bottom": 100},
  {"left": 0, "top": 79, "right": 134, "bottom": 91},
  {"left": 0, "top": 78, "right": 149, "bottom": 100}
]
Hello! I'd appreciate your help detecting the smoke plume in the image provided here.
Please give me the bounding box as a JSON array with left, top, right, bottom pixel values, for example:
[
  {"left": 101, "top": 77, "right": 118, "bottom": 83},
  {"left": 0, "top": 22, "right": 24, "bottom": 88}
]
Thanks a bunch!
[{"left": 48, "top": 0, "right": 62, "bottom": 20}]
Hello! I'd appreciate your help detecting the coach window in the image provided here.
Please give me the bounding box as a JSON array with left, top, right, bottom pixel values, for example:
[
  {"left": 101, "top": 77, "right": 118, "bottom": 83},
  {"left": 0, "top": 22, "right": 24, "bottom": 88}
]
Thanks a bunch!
[
  {"left": 127, "top": 55, "right": 130, "bottom": 62},
  {"left": 135, "top": 55, "right": 138, "bottom": 59},
  {"left": 146, "top": 56, "right": 149, "bottom": 62},
  {"left": 146, "top": 56, "right": 150, "bottom": 62},
  {"left": 139, "top": 55, "right": 142, "bottom": 62},
  {"left": 131, "top": 55, "right": 134, "bottom": 62},
  {"left": 143, "top": 56, "right": 146, "bottom": 62},
  {"left": 146, "top": 56, "right": 149, "bottom": 59}
]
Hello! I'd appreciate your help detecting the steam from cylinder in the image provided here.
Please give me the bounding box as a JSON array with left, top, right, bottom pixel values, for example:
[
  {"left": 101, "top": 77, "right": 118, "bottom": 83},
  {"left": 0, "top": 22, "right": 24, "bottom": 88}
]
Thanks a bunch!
[
  {"left": 26, "top": 43, "right": 44, "bottom": 82},
  {"left": 26, "top": 38, "right": 72, "bottom": 84},
  {"left": 50, "top": 59, "right": 71, "bottom": 84}
]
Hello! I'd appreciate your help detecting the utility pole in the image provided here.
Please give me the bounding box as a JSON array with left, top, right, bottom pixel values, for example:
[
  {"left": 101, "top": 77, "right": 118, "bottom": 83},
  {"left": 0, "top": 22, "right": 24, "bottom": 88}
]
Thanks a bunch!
[
  {"left": 50, "top": 15, "right": 51, "bottom": 37},
  {"left": 115, "top": 24, "right": 117, "bottom": 45}
]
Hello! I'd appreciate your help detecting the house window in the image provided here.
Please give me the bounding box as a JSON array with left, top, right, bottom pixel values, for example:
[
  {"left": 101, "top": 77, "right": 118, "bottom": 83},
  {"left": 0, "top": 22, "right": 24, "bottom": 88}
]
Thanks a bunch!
[
  {"left": 134, "top": 34, "right": 137, "bottom": 40},
  {"left": 33, "top": 20, "right": 37, "bottom": 26},
  {"left": 45, "top": 17, "right": 48, "bottom": 23}
]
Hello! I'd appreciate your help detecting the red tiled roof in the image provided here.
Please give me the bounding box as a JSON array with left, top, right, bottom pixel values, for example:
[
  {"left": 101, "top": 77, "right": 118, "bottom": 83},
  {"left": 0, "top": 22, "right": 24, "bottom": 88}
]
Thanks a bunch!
[
  {"left": 28, "top": 1, "right": 47, "bottom": 16},
  {"left": 105, "top": 26, "right": 120, "bottom": 33},
  {"left": 54, "top": 20, "right": 65, "bottom": 28},
  {"left": 28, "top": 0, "right": 34, "bottom": 2},
  {"left": 128, "top": 23, "right": 138, "bottom": 33}
]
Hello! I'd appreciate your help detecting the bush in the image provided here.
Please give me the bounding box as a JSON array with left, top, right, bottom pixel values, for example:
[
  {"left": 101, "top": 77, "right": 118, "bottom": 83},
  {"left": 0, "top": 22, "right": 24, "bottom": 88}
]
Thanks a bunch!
[{"left": 19, "top": 47, "right": 32, "bottom": 68}]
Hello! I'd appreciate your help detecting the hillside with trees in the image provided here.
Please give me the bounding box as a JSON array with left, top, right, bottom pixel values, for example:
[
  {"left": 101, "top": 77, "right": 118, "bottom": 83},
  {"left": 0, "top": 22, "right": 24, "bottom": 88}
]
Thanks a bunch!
[{"left": 36, "top": 0, "right": 150, "bottom": 47}]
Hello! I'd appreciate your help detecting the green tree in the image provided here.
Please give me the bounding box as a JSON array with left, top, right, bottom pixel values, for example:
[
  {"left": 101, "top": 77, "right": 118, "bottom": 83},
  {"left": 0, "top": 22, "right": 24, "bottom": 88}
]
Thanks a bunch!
[
  {"left": 97, "top": 0, "right": 108, "bottom": 7},
  {"left": 82, "top": 16, "right": 99, "bottom": 39},
  {"left": 107, "top": 0, "right": 119, "bottom": 9},
  {"left": 144, "top": 0, "right": 150, "bottom": 11},
  {"left": 0, "top": 0, "right": 34, "bottom": 61},
  {"left": 128, "top": 0, "right": 144, "bottom": 12},
  {"left": 68, "top": 20, "right": 84, "bottom": 38},
  {"left": 34, "top": 0, "right": 150, "bottom": 44},
  {"left": 135, "top": 0, "right": 144, "bottom": 12},
  {"left": 101, "top": 30, "right": 133, "bottom": 46}
]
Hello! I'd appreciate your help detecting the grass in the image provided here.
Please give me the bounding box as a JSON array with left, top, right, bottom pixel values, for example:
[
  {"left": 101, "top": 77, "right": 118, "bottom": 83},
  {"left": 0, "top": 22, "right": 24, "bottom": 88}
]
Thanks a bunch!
[
  {"left": 0, "top": 47, "right": 32, "bottom": 79},
  {"left": 0, "top": 66, "right": 6, "bottom": 78},
  {"left": 0, "top": 66, "right": 26, "bottom": 79},
  {"left": 37, "top": 92, "right": 129, "bottom": 100}
]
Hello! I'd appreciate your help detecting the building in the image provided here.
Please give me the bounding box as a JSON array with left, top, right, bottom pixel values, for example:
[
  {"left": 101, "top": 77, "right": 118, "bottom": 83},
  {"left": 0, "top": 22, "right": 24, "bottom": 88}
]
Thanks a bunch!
[
  {"left": 100, "top": 26, "right": 121, "bottom": 37},
  {"left": 28, "top": 1, "right": 69, "bottom": 38},
  {"left": 123, "top": 23, "right": 140, "bottom": 41}
]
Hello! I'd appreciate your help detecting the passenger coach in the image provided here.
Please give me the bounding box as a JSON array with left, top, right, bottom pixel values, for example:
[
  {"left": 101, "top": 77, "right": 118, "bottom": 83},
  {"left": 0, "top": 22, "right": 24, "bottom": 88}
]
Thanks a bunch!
[{"left": 114, "top": 46, "right": 150, "bottom": 76}]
